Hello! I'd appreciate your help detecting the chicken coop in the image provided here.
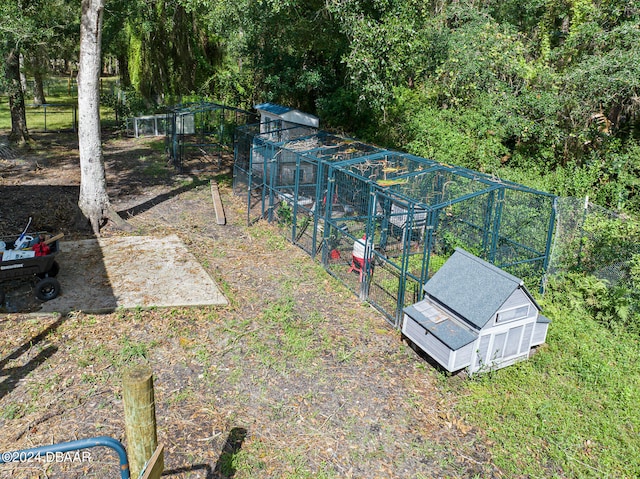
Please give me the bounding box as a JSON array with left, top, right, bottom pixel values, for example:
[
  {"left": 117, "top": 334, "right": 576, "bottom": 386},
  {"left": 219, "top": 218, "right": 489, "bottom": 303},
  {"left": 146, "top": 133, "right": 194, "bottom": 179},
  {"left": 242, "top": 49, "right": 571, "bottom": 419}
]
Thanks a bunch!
[
  {"left": 403, "top": 248, "right": 551, "bottom": 374},
  {"left": 233, "top": 119, "right": 557, "bottom": 326}
]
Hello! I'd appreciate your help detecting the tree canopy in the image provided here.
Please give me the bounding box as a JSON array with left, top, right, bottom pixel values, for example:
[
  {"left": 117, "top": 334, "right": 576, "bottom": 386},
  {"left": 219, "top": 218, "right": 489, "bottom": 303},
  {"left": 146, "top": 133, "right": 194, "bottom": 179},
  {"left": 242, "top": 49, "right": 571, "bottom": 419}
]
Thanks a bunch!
[{"left": 2, "top": 0, "right": 640, "bottom": 212}]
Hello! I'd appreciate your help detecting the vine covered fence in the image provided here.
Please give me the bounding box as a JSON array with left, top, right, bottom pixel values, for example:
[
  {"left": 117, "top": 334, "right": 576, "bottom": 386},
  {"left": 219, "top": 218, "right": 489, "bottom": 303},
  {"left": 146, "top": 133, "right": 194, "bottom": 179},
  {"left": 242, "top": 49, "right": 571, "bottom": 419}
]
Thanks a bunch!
[{"left": 545, "top": 197, "right": 640, "bottom": 329}]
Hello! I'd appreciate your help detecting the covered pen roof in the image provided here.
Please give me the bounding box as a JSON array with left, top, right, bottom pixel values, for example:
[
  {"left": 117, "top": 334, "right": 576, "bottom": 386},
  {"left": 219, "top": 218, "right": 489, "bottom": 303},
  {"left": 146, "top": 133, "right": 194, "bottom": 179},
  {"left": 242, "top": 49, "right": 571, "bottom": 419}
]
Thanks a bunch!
[{"left": 254, "top": 102, "right": 320, "bottom": 128}]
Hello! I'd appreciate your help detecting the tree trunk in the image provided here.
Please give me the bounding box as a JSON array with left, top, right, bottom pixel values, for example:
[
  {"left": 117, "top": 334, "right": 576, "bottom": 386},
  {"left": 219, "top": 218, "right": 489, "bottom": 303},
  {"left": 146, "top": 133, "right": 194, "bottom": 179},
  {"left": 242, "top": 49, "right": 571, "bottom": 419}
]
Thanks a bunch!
[
  {"left": 19, "top": 53, "right": 28, "bottom": 93},
  {"left": 4, "top": 46, "right": 30, "bottom": 144},
  {"left": 25, "top": 47, "right": 49, "bottom": 106},
  {"left": 31, "top": 48, "right": 49, "bottom": 106},
  {"left": 33, "top": 70, "right": 47, "bottom": 106},
  {"left": 117, "top": 53, "right": 130, "bottom": 88},
  {"left": 77, "top": 0, "right": 129, "bottom": 235}
]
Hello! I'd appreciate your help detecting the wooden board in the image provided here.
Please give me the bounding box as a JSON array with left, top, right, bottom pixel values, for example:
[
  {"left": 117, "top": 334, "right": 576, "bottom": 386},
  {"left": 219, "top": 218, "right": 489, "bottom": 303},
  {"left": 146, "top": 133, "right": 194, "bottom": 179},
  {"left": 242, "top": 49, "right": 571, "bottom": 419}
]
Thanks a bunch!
[
  {"left": 140, "top": 444, "right": 164, "bottom": 479},
  {"left": 210, "top": 180, "right": 226, "bottom": 225}
]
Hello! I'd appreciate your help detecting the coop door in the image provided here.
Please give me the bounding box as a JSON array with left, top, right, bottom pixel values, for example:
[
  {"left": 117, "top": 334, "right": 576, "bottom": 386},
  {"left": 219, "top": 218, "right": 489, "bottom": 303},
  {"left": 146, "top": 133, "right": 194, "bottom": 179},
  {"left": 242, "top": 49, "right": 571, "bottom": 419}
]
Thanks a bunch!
[{"left": 474, "top": 335, "right": 491, "bottom": 371}]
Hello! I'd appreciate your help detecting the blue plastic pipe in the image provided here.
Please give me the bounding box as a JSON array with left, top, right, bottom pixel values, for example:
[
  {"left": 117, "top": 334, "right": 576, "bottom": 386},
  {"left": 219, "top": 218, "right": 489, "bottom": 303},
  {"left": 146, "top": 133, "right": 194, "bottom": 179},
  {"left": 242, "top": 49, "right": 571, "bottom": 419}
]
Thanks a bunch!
[{"left": 0, "top": 436, "right": 130, "bottom": 479}]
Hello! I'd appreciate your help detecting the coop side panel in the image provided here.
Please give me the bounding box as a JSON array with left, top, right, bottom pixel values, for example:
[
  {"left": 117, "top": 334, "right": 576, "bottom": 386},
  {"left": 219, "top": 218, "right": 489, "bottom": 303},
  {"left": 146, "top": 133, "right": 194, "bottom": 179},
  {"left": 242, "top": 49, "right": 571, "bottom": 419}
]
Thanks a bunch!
[
  {"left": 499, "top": 288, "right": 530, "bottom": 312},
  {"left": 472, "top": 326, "right": 533, "bottom": 374},
  {"left": 452, "top": 343, "right": 474, "bottom": 370},
  {"left": 531, "top": 321, "right": 549, "bottom": 346},
  {"left": 520, "top": 322, "right": 535, "bottom": 354},
  {"left": 493, "top": 353, "right": 530, "bottom": 371},
  {"left": 470, "top": 334, "right": 491, "bottom": 374},
  {"left": 402, "top": 314, "right": 454, "bottom": 370}
]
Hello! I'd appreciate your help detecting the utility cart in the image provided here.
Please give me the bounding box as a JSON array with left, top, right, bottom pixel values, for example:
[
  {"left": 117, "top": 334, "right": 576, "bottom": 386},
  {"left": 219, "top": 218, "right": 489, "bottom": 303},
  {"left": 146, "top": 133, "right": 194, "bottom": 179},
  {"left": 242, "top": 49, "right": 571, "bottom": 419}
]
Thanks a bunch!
[{"left": 0, "top": 233, "right": 62, "bottom": 305}]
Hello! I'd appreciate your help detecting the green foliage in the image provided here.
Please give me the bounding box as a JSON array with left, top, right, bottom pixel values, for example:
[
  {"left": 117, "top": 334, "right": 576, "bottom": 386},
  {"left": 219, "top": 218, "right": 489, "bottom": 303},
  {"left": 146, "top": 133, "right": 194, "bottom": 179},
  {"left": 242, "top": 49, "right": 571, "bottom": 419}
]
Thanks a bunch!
[
  {"left": 316, "top": 87, "right": 372, "bottom": 134},
  {"left": 548, "top": 196, "right": 640, "bottom": 335},
  {"left": 555, "top": 272, "right": 639, "bottom": 335},
  {"left": 396, "top": 91, "right": 509, "bottom": 172},
  {"left": 118, "top": 335, "right": 151, "bottom": 365},
  {"left": 101, "top": 87, "right": 149, "bottom": 124},
  {"left": 103, "top": 0, "right": 220, "bottom": 101},
  {"left": 331, "top": 0, "right": 438, "bottom": 114},
  {"left": 187, "top": 0, "right": 348, "bottom": 112},
  {"left": 276, "top": 202, "right": 293, "bottom": 225},
  {"left": 88, "top": 0, "right": 640, "bottom": 220},
  {"left": 435, "top": 9, "right": 534, "bottom": 107}
]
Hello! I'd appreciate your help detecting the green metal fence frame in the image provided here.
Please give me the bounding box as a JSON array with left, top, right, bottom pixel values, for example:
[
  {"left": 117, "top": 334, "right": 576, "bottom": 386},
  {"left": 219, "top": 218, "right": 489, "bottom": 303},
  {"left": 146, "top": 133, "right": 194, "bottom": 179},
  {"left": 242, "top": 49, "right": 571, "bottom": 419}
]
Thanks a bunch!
[
  {"left": 233, "top": 124, "right": 557, "bottom": 326},
  {"left": 166, "top": 101, "right": 258, "bottom": 171}
]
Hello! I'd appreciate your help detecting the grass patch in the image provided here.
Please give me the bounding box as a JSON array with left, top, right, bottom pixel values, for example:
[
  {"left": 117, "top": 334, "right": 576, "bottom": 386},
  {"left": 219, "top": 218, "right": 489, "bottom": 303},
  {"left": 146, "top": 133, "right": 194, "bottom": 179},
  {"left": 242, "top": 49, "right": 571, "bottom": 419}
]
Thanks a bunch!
[
  {"left": 228, "top": 440, "right": 338, "bottom": 478},
  {"left": 139, "top": 155, "right": 169, "bottom": 178},
  {"left": 75, "top": 335, "right": 155, "bottom": 370},
  {"left": 118, "top": 335, "right": 153, "bottom": 365},
  {"left": 168, "top": 386, "right": 196, "bottom": 404},
  {"left": 242, "top": 294, "right": 328, "bottom": 373},
  {"left": 148, "top": 138, "right": 166, "bottom": 152},
  {"left": 0, "top": 76, "right": 117, "bottom": 131},
  {"left": 450, "top": 278, "right": 640, "bottom": 478},
  {"left": 1, "top": 403, "right": 21, "bottom": 420}
]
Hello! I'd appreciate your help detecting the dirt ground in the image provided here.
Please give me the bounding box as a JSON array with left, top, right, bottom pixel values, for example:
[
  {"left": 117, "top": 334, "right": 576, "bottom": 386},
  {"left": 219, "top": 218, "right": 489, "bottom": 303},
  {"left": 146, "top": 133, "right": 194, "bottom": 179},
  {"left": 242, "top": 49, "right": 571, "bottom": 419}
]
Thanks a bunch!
[{"left": 0, "top": 131, "right": 502, "bottom": 478}]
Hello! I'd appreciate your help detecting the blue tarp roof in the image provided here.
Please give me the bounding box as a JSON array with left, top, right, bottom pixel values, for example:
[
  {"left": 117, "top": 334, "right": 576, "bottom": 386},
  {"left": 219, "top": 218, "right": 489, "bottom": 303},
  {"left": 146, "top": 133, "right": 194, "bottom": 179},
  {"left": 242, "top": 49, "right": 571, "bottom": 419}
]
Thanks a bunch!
[{"left": 254, "top": 103, "right": 292, "bottom": 116}]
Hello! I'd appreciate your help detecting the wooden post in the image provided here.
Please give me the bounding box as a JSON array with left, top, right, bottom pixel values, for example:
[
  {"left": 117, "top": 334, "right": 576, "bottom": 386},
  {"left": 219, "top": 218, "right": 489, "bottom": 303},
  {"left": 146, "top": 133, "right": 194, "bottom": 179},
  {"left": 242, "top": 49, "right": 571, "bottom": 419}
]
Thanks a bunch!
[{"left": 122, "top": 365, "right": 160, "bottom": 478}]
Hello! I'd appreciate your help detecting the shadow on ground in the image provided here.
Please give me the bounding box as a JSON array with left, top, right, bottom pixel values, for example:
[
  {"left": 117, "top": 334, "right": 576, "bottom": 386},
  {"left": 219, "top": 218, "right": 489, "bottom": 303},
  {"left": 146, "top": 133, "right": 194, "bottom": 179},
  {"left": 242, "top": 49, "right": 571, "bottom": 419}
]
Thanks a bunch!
[
  {"left": 0, "top": 316, "right": 66, "bottom": 401},
  {"left": 162, "top": 427, "right": 247, "bottom": 479}
]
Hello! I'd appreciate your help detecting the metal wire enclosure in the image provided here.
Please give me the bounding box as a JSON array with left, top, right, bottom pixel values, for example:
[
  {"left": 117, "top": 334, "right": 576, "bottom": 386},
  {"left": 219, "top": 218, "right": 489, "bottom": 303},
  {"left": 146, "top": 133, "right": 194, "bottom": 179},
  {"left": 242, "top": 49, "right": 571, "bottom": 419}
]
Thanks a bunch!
[
  {"left": 126, "top": 114, "right": 168, "bottom": 138},
  {"left": 234, "top": 124, "right": 557, "bottom": 326},
  {"left": 166, "top": 102, "right": 258, "bottom": 171}
]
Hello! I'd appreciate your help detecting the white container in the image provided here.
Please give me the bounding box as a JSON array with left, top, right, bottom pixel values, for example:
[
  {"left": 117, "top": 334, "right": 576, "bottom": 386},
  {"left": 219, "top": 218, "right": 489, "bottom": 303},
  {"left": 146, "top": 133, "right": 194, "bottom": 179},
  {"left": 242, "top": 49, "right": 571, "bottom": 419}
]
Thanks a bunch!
[
  {"left": 2, "top": 249, "right": 36, "bottom": 261},
  {"left": 14, "top": 235, "right": 33, "bottom": 250}
]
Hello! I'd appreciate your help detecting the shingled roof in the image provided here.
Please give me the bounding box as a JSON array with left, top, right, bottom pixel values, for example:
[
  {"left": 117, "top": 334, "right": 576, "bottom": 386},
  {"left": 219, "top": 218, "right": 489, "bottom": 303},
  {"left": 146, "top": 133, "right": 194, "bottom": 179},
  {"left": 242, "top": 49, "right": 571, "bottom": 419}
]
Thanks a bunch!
[{"left": 423, "top": 248, "right": 540, "bottom": 329}]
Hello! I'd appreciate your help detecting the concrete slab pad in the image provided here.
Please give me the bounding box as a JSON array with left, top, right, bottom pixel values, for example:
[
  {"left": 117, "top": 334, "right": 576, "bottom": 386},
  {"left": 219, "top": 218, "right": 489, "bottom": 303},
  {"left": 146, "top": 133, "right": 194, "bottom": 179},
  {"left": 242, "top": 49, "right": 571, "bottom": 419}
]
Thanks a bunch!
[{"left": 38, "top": 234, "right": 227, "bottom": 313}]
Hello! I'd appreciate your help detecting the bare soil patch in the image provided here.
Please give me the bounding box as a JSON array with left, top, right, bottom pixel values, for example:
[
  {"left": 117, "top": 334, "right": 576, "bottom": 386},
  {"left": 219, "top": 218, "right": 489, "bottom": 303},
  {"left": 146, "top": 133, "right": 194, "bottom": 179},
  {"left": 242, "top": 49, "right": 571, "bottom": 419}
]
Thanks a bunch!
[{"left": 0, "top": 131, "right": 502, "bottom": 478}]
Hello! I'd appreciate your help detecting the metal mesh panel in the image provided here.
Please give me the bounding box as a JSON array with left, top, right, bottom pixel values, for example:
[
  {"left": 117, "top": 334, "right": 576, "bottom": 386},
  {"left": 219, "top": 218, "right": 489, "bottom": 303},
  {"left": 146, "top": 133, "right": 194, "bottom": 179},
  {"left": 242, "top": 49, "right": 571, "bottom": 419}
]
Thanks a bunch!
[
  {"left": 497, "top": 189, "right": 555, "bottom": 262},
  {"left": 233, "top": 123, "right": 557, "bottom": 324},
  {"left": 232, "top": 126, "right": 256, "bottom": 194},
  {"left": 547, "top": 197, "right": 640, "bottom": 283},
  {"left": 290, "top": 155, "right": 323, "bottom": 255},
  {"left": 323, "top": 222, "right": 366, "bottom": 300},
  {"left": 127, "top": 114, "right": 168, "bottom": 138},
  {"left": 367, "top": 260, "right": 405, "bottom": 325},
  {"left": 391, "top": 169, "right": 491, "bottom": 206},
  {"left": 166, "top": 101, "right": 257, "bottom": 170},
  {"left": 431, "top": 192, "right": 491, "bottom": 261},
  {"left": 233, "top": 126, "right": 255, "bottom": 224},
  {"left": 540, "top": 197, "right": 640, "bottom": 335}
]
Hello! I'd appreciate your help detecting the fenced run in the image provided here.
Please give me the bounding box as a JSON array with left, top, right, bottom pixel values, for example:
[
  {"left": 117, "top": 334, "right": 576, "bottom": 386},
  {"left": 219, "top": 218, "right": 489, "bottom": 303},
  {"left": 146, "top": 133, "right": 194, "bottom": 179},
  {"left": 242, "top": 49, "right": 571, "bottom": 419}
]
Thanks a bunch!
[
  {"left": 234, "top": 124, "right": 557, "bottom": 326},
  {"left": 14, "top": 77, "right": 118, "bottom": 132},
  {"left": 166, "top": 101, "right": 257, "bottom": 171}
]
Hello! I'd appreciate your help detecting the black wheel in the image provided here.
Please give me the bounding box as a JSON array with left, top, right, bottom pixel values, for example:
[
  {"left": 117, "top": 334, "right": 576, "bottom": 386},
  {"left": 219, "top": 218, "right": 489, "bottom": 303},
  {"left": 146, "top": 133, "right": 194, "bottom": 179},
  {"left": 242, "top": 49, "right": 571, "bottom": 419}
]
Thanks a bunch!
[
  {"left": 35, "top": 277, "right": 61, "bottom": 301},
  {"left": 0, "top": 287, "right": 4, "bottom": 306},
  {"left": 38, "top": 260, "right": 60, "bottom": 279}
]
